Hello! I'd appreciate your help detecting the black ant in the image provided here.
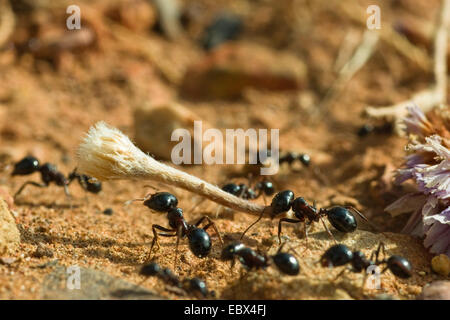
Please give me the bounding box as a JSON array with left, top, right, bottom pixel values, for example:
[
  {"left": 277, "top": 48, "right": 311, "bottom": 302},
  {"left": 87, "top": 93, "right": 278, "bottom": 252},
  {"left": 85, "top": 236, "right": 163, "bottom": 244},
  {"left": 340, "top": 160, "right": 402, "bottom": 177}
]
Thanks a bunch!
[
  {"left": 12, "top": 156, "right": 102, "bottom": 199},
  {"left": 279, "top": 152, "right": 311, "bottom": 167},
  {"left": 67, "top": 168, "right": 102, "bottom": 194},
  {"left": 357, "top": 122, "right": 393, "bottom": 137},
  {"left": 128, "top": 190, "right": 223, "bottom": 267},
  {"left": 189, "top": 178, "right": 275, "bottom": 218},
  {"left": 140, "top": 262, "right": 215, "bottom": 299},
  {"left": 320, "top": 243, "right": 412, "bottom": 285},
  {"left": 12, "top": 156, "right": 70, "bottom": 199},
  {"left": 222, "top": 179, "right": 275, "bottom": 200},
  {"left": 221, "top": 242, "right": 300, "bottom": 276},
  {"left": 241, "top": 190, "right": 368, "bottom": 244}
]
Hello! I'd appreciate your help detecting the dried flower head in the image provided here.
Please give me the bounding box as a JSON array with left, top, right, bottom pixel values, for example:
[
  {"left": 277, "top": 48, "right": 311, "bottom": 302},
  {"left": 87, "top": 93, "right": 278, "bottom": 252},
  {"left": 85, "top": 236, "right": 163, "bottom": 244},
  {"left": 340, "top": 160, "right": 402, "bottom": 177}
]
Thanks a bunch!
[
  {"left": 386, "top": 105, "right": 450, "bottom": 256},
  {"left": 76, "top": 121, "right": 265, "bottom": 216}
]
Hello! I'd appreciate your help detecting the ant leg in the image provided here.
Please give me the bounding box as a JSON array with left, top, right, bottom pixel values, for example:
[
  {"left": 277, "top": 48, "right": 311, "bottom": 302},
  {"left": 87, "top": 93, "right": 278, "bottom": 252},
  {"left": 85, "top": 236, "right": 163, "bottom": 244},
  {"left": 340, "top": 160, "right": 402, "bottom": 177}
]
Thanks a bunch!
[
  {"left": 372, "top": 242, "right": 387, "bottom": 264},
  {"left": 214, "top": 205, "right": 223, "bottom": 219},
  {"left": 123, "top": 198, "right": 146, "bottom": 207},
  {"left": 303, "top": 221, "right": 309, "bottom": 249},
  {"left": 148, "top": 225, "right": 176, "bottom": 262},
  {"left": 14, "top": 181, "right": 48, "bottom": 199},
  {"left": 319, "top": 216, "right": 337, "bottom": 244},
  {"left": 277, "top": 218, "right": 301, "bottom": 245},
  {"left": 63, "top": 184, "right": 74, "bottom": 209},
  {"left": 343, "top": 206, "right": 369, "bottom": 222},
  {"left": 196, "top": 216, "right": 224, "bottom": 245},
  {"left": 332, "top": 267, "right": 351, "bottom": 282},
  {"left": 240, "top": 206, "right": 269, "bottom": 240}
]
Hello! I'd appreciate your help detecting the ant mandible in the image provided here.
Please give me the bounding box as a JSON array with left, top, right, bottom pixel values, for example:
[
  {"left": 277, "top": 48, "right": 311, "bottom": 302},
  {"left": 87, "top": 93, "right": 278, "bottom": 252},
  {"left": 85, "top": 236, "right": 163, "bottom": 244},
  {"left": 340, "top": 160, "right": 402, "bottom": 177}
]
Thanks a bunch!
[
  {"left": 140, "top": 262, "right": 215, "bottom": 299},
  {"left": 240, "top": 190, "right": 368, "bottom": 244},
  {"left": 128, "top": 189, "right": 223, "bottom": 268},
  {"left": 320, "top": 242, "right": 412, "bottom": 286},
  {"left": 221, "top": 242, "right": 300, "bottom": 276},
  {"left": 12, "top": 156, "right": 102, "bottom": 199}
]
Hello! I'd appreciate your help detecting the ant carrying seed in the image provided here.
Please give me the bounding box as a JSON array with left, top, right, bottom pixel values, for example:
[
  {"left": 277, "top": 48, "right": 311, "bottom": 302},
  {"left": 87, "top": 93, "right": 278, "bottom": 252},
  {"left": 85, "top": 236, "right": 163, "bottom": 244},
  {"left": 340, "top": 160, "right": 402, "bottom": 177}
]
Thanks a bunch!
[
  {"left": 12, "top": 156, "right": 102, "bottom": 199},
  {"left": 320, "top": 242, "right": 412, "bottom": 285},
  {"left": 221, "top": 242, "right": 300, "bottom": 276},
  {"left": 127, "top": 189, "right": 223, "bottom": 268},
  {"left": 140, "top": 262, "right": 215, "bottom": 299},
  {"left": 240, "top": 190, "right": 368, "bottom": 245}
]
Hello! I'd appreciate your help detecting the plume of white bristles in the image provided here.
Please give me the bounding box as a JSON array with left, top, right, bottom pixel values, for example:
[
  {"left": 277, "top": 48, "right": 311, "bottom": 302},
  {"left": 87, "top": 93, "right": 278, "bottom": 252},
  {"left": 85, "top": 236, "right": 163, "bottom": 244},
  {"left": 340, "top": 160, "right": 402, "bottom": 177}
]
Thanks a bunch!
[{"left": 77, "top": 121, "right": 265, "bottom": 216}]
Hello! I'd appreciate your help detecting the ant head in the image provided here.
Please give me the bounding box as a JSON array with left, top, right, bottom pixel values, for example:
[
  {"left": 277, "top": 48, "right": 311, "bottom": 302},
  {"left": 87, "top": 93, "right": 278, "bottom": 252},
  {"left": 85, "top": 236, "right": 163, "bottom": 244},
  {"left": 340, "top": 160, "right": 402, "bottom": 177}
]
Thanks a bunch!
[
  {"left": 320, "top": 244, "right": 353, "bottom": 268},
  {"left": 12, "top": 156, "right": 40, "bottom": 176},
  {"left": 269, "top": 190, "right": 294, "bottom": 217},
  {"left": 258, "top": 180, "right": 275, "bottom": 196},
  {"left": 187, "top": 277, "right": 209, "bottom": 298},
  {"left": 143, "top": 192, "right": 178, "bottom": 213},
  {"left": 140, "top": 262, "right": 161, "bottom": 276},
  {"left": 221, "top": 241, "right": 245, "bottom": 260},
  {"left": 222, "top": 183, "right": 241, "bottom": 196},
  {"left": 298, "top": 154, "right": 311, "bottom": 166}
]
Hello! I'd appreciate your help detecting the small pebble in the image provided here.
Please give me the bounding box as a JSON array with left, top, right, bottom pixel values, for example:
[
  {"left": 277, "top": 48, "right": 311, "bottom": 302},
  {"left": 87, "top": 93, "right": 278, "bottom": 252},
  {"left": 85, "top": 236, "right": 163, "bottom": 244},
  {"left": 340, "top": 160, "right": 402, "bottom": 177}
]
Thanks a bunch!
[
  {"left": 431, "top": 254, "right": 450, "bottom": 276},
  {"left": 418, "top": 281, "right": 450, "bottom": 300},
  {"left": 33, "top": 244, "right": 54, "bottom": 258},
  {"left": 0, "top": 257, "right": 17, "bottom": 265},
  {"left": 103, "top": 208, "right": 114, "bottom": 215}
]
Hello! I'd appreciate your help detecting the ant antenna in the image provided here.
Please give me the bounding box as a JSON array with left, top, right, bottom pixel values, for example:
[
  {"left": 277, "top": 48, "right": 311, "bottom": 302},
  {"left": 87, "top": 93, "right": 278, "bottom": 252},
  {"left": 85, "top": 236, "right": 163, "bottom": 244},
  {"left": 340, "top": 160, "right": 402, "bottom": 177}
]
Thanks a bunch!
[{"left": 240, "top": 206, "right": 269, "bottom": 240}]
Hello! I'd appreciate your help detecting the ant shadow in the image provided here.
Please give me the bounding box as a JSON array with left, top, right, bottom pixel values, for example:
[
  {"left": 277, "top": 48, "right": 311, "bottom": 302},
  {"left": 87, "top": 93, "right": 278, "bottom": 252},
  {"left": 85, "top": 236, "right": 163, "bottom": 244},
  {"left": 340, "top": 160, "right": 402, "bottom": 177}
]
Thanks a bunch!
[
  {"left": 220, "top": 272, "right": 365, "bottom": 300},
  {"left": 14, "top": 200, "right": 80, "bottom": 210},
  {"left": 18, "top": 225, "right": 147, "bottom": 265},
  {"left": 223, "top": 232, "right": 259, "bottom": 247}
]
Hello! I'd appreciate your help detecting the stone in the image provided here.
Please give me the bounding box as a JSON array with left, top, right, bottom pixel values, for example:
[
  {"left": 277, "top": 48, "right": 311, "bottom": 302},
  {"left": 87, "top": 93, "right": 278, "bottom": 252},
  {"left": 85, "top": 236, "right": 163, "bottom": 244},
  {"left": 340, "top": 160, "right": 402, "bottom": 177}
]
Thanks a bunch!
[
  {"left": 33, "top": 244, "right": 54, "bottom": 258},
  {"left": 431, "top": 254, "right": 450, "bottom": 276},
  {"left": 134, "top": 102, "right": 211, "bottom": 160},
  {"left": 41, "top": 265, "right": 164, "bottom": 300},
  {"left": 106, "top": 0, "right": 156, "bottom": 33},
  {"left": 417, "top": 281, "right": 450, "bottom": 300},
  {"left": 180, "top": 42, "right": 307, "bottom": 100},
  {"left": 0, "top": 198, "right": 20, "bottom": 255}
]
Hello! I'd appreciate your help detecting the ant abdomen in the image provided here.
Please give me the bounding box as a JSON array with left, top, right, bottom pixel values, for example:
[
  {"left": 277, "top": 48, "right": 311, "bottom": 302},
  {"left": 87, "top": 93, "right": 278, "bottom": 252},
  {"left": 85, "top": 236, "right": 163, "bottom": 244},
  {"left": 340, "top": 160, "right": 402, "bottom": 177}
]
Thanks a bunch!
[
  {"left": 325, "top": 207, "right": 357, "bottom": 233},
  {"left": 188, "top": 228, "right": 212, "bottom": 258},
  {"left": 272, "top": 252, "right": 300, "bottom": 275},
  {"left": 387, "top": 255, "right": 413, "bottom": 279}
]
